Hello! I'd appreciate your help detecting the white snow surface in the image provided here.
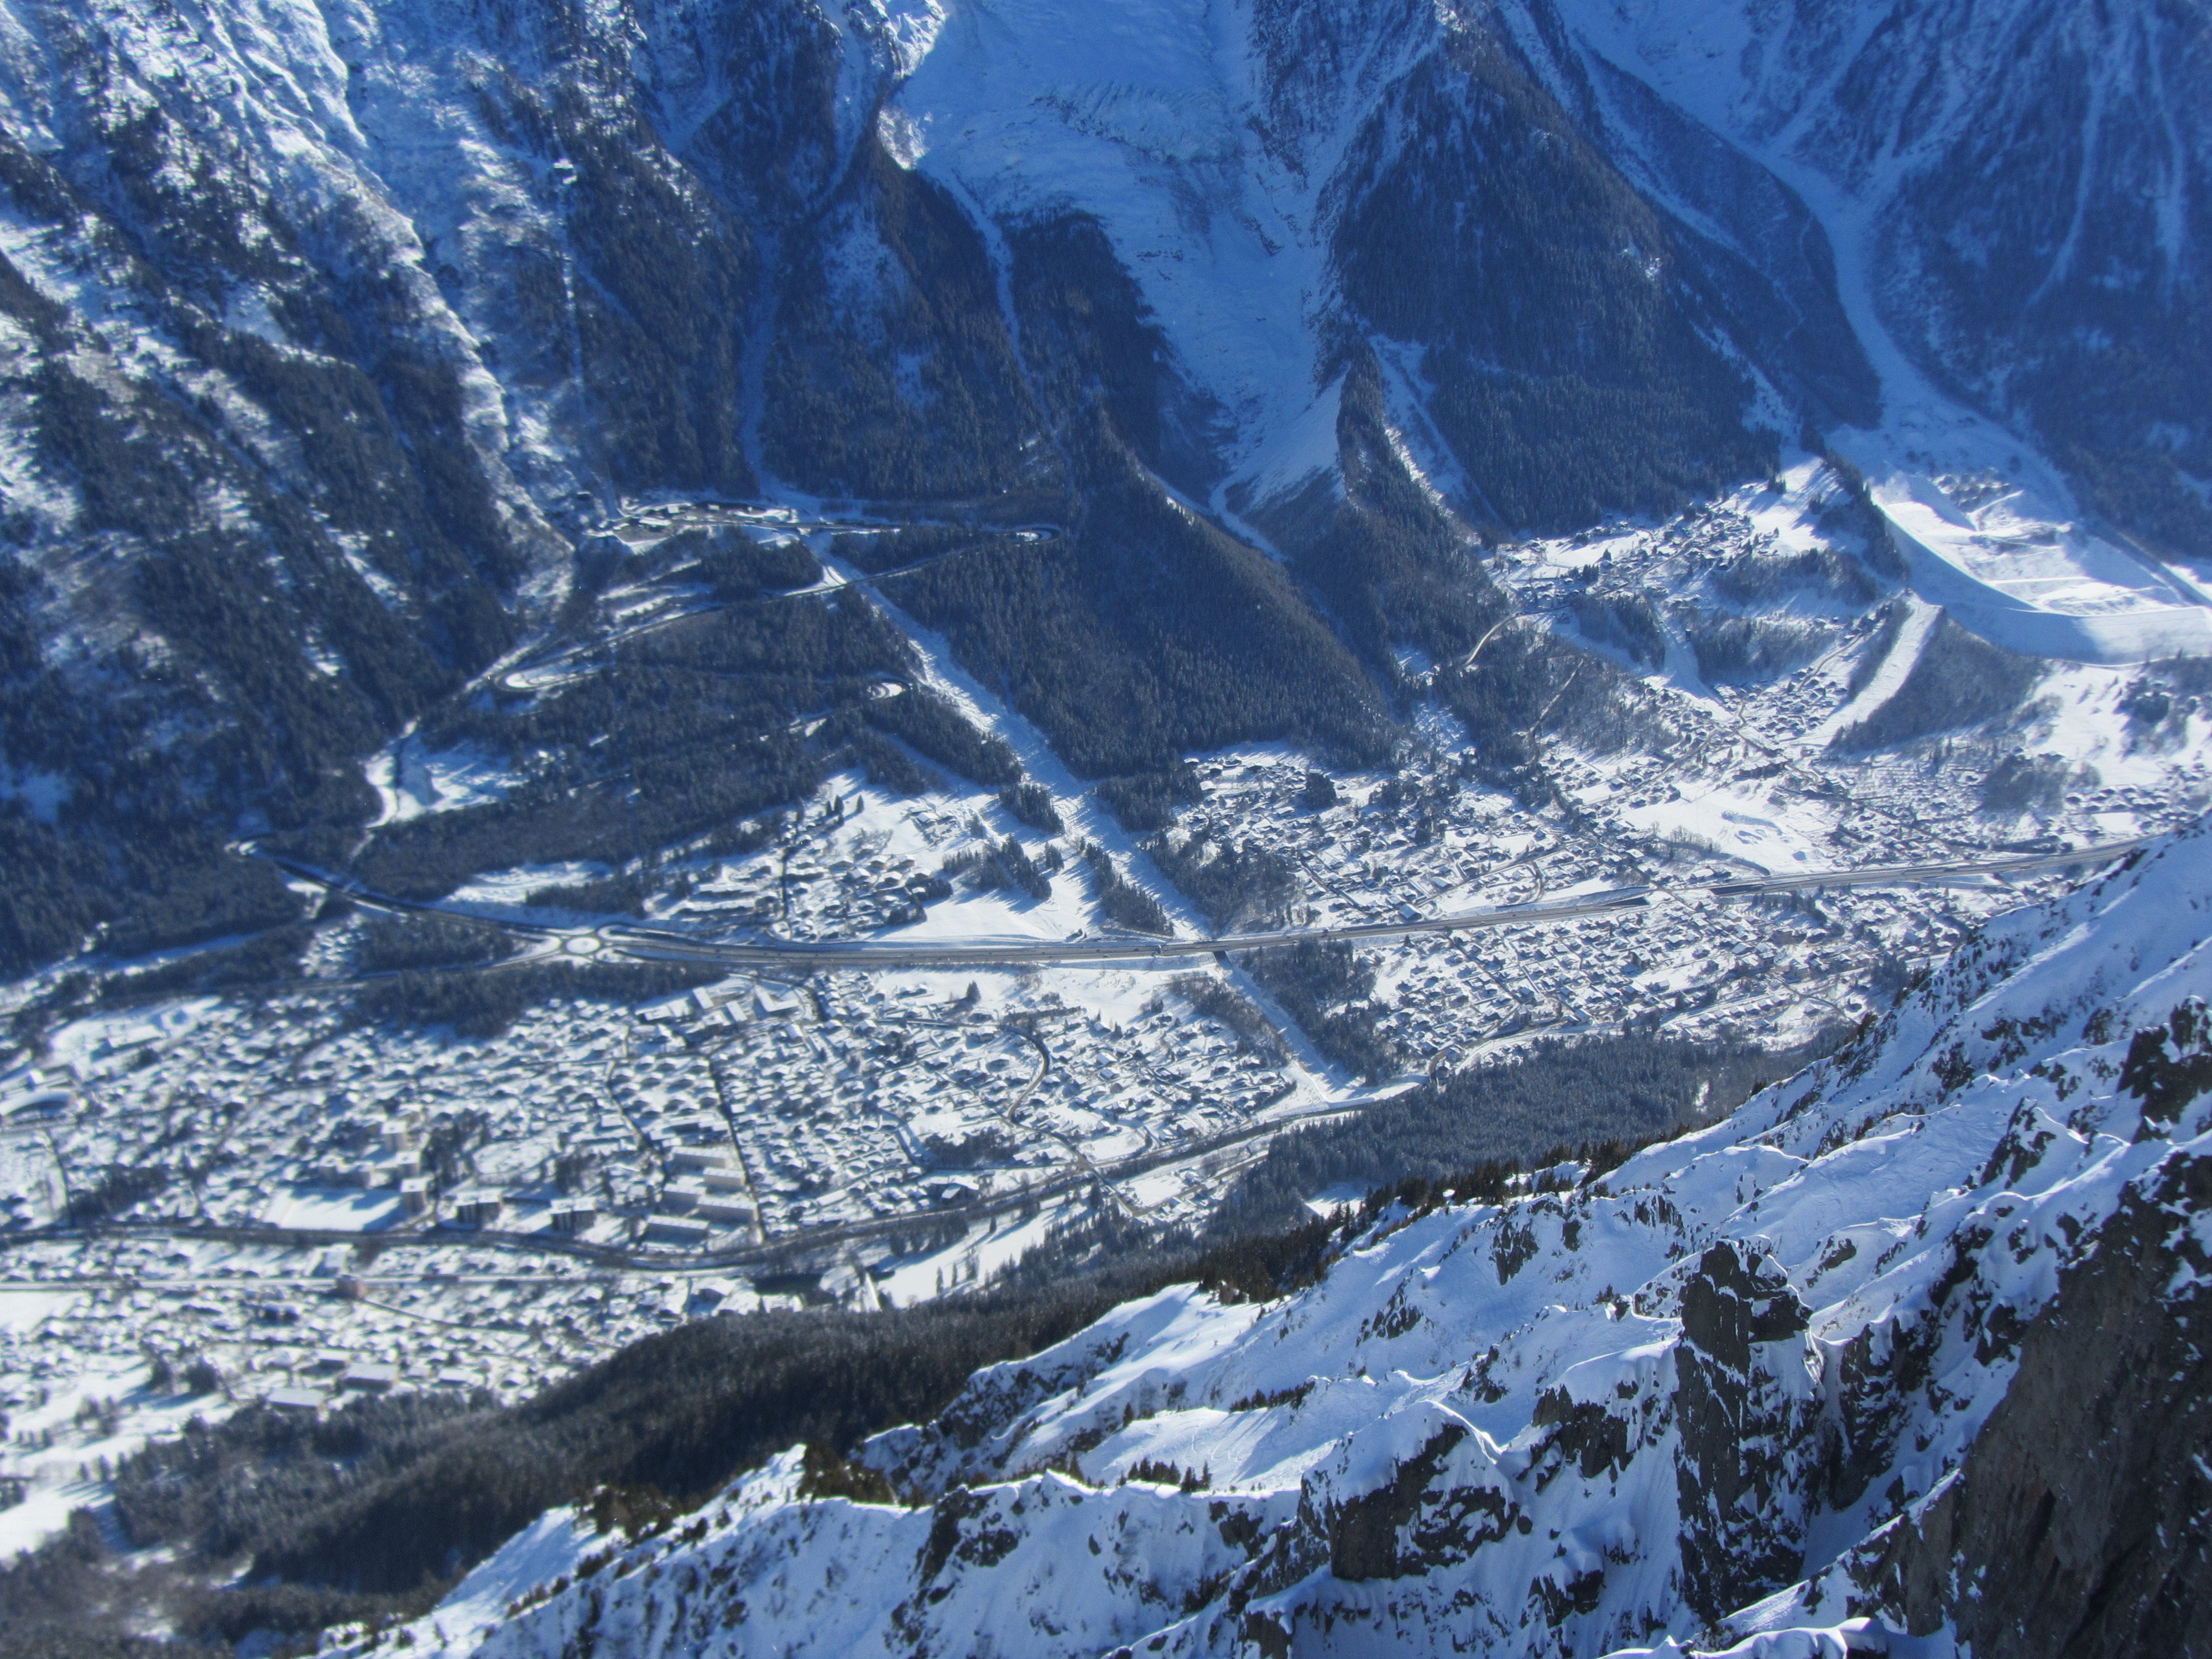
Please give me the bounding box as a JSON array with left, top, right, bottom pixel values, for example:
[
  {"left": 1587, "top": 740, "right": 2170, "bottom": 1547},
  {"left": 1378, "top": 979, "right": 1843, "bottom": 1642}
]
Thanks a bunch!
[
  {"left": 1869, "top": 475, "right": 2212, "bottom": 662},
  {"left": 885, "top": 0, "right": 1430, "bottom": 499},
  {"left": 331, "top": 817, "right": 2212, "bottom": 1656}
]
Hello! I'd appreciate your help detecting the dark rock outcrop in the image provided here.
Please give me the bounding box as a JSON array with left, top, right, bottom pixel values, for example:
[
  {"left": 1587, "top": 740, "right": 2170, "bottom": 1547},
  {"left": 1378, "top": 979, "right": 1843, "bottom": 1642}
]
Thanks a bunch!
[
  {"left": 1675, "top": 1239, "right": 1817, "bottom": 1624},
  {"left": 1881, "top": 1153, "right": 2212, "bottom": 1658},
  {"left": 1325, "top": 1425, "right": 1528, "bottom": 1582}
]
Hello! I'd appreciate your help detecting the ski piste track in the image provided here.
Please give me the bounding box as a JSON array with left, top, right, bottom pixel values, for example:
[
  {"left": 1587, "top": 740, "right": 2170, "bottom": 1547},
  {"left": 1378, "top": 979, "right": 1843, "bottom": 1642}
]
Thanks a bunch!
[{"left": 272, "top": 836, "right": 2156, "bottom": 974}]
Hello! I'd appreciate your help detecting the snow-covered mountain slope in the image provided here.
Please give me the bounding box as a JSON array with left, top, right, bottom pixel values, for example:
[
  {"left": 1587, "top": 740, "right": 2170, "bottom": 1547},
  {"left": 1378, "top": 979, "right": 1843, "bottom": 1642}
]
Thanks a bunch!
[
  {"left": 328, "top": 816, "right": 2212, "bottom": 1656},
  {"left": 883, "top": 0, "right": 2212, "bottom": 581},
  {"left": 1, "top": 0, "right": 2205, "bottom": 981},
  {"left": 885, "top": 0, "right": 1796, "bottom": 523},
  {"left": 1532, "top": 0, "right": 2212, "bottom": 572},
  {"left": 0, "top": 0, "right": 1054, "bottom": 970}
]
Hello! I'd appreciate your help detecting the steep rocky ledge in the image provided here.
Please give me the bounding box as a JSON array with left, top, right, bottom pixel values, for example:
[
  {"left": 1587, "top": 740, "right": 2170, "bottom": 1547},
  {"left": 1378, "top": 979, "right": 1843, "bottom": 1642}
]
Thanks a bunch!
[{"left": 1871, "top": 1146, "right": 2212, "bottom": 1658}]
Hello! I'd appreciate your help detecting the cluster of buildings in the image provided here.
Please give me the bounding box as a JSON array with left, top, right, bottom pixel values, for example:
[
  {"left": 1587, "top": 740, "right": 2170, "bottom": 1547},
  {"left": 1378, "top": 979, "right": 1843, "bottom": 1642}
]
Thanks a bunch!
[{"left": 2, "top": 476, "right": 2206, "bottom": 1552}]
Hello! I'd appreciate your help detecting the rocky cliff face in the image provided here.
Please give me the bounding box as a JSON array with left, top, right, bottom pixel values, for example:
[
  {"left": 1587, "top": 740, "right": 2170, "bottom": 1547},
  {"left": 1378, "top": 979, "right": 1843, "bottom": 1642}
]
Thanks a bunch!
[
  {"left": 1672, "top": 1240, "right": 1815, "bottom": 1627},
  {"left": 1865, "top": 1146, "right": 2212, "bottom": 1658},
  {"left": 314, "top": 821, "right": 2212, "bottom": 1655}
]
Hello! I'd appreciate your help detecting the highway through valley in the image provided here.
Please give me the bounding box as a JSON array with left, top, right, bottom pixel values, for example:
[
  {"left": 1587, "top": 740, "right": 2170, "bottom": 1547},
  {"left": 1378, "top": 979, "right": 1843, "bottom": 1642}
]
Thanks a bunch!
[
  {"left": 22, "top": 834, "right": 2147, "bottom": 1281},
  {"left": 274, "top": 836, "right": 2156, "bottom": 975}
]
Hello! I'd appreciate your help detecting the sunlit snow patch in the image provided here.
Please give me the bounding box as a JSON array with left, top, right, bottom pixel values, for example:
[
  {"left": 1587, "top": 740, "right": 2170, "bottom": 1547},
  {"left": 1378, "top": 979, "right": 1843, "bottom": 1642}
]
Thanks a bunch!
[
  {"left": 1872, "top": 473, "right": 2212, "bottom": 664},
  {"left": 368, "top": 735, "right": 523, "bottom": 825}
]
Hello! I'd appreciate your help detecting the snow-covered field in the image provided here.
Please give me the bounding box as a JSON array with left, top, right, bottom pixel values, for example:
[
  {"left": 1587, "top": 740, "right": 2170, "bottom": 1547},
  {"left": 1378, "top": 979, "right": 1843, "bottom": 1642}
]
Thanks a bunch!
[{"left": 1870, "top": 476, "right": 2212, "bottom": 663}]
